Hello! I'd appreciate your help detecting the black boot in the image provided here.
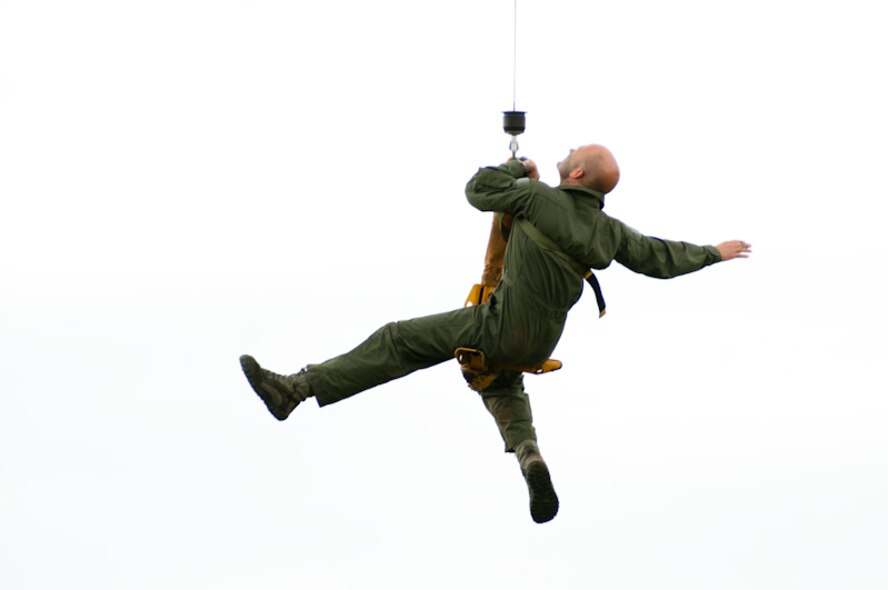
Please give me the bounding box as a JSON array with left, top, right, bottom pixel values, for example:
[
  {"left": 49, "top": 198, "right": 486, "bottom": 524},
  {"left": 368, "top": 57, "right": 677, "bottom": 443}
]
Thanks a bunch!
[
  {"left": 239, "top": 355, "right": 311, "bottom": 421},
  {"left": 515, "top": 439, "right": 559, "bottom": 524}
]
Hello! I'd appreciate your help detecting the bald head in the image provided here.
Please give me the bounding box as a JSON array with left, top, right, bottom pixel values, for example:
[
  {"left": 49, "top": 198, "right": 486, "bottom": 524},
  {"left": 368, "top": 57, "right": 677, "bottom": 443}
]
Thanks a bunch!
[{"left": 557, "top": 144, "right": 620, "bottom": 193}]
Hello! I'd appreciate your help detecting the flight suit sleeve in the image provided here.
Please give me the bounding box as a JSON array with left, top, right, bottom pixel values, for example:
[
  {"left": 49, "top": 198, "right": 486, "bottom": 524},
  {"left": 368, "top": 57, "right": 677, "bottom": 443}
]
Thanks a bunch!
[
  {"left": 465, "top": 161, "right": 542, "bottom": 215},
  {"left": 614, "top": 222, "right": 722, "bottom": 279}
]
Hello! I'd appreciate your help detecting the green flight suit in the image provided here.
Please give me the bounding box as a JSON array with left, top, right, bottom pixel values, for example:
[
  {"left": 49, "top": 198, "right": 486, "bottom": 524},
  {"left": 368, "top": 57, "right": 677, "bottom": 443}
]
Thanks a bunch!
[{"left": 303, "top": 160, "right": 721, "bottom": 451}]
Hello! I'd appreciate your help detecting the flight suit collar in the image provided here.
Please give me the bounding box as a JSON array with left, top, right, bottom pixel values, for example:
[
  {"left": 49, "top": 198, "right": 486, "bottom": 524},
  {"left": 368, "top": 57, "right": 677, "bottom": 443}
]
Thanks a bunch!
[{"left": 557, "top": 185, "right": 605, "bottom": 209}]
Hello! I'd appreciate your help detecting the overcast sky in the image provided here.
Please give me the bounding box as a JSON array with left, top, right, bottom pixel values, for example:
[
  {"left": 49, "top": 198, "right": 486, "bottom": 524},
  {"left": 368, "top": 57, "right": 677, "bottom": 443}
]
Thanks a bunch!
[{"left": 2, "top": 1, "right": 887, "bottom": 589}]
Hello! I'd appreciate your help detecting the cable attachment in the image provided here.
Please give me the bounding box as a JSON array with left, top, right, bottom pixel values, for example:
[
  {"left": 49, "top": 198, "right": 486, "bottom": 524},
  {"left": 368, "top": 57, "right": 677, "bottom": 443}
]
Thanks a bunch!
[
  {"left": 509, "top": 136, "right": 519, "bottom": 159},
  {"left": 503, "top": 110, "right": 526, "bottom": 159}
]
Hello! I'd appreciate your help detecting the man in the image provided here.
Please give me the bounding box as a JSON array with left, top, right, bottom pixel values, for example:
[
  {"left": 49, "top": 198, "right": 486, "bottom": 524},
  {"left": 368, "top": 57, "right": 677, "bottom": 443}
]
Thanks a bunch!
[{"left": 239, "top": 144, "right": 751, "bottom": 524}]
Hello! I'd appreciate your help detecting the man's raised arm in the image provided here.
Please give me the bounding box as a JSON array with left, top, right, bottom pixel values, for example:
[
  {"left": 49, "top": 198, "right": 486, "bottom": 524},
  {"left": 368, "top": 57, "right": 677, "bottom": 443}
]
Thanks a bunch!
[{"left": 465, "top": 159, "right": 539, "bottom": 215}]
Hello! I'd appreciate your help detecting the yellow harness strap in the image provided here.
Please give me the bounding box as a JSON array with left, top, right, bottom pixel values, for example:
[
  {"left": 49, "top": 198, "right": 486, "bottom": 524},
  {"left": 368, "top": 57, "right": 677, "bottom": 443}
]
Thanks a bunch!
[{"left": 454, "top": 347, "right": 562, "bottom": 392}]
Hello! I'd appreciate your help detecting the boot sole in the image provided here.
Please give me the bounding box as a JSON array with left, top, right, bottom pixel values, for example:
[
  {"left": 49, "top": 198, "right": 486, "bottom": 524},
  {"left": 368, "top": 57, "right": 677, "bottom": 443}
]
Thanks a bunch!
[{"left": 526, "top": 461, "right": 559, "bottom": 523}]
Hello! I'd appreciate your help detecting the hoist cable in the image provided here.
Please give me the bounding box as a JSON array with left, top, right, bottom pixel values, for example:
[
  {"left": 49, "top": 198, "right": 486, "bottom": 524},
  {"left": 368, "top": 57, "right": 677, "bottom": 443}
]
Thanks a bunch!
[
  {"left": 503, "top": 0, "right": 525, "bottom": 158},
  {"left": 512, "top": 0, "right": 518, "bottom": 111}
]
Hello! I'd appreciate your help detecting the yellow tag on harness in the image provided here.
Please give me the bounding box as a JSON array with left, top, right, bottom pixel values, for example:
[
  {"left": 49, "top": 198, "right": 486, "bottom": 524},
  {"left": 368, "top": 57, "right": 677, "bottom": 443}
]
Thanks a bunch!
[
  {"left": 464, "top": 284, "right": 495, "bottom": 307},
  {"left": 532, "top": 359, "right": 563, "bottom": 374}
]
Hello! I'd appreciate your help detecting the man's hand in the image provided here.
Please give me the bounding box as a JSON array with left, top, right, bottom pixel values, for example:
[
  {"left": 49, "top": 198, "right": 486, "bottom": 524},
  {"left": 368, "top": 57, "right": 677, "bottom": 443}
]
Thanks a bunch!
[
  {"left": 509, "top": 157, "right": 540, "bottom": 181},
  {"left": 716, "top": 240, "right": 752, "bottom": 261},
  {"left": 521, "top": 158, "right": 540, "bottom": 181}
]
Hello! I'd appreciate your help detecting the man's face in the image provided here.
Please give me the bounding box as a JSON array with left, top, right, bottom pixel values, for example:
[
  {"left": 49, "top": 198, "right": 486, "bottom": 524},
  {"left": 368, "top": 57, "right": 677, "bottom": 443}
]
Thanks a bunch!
[{"left": 557, "top": 148, "right": 577, "bottom": 178}]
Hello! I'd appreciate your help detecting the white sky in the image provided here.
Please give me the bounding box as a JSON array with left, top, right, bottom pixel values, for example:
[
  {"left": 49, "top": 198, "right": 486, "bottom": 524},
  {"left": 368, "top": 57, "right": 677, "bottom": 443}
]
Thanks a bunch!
[{"left": 2, "top": 1, "right": 887, "bottom": 588}]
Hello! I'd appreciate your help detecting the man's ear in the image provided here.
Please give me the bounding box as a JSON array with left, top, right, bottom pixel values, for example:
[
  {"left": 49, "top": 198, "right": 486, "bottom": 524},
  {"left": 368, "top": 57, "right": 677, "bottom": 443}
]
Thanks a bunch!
[{"left": 569, "top": 168, "right": 585, "bottom": 180}]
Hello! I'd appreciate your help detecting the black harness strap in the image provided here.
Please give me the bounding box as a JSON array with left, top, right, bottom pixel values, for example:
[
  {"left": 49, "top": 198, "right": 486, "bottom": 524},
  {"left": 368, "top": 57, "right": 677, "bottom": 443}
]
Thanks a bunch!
[{"left": 584, "top": 270, "right": 606, "bottom": 318}]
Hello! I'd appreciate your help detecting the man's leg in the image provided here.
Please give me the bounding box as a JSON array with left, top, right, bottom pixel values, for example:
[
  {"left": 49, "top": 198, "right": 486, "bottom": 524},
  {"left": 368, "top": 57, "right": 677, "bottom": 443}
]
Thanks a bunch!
[
  {"left": 241, "top": 306, "right": 482, "bottom": 417},
  {"left": 480, "top": 372, "right": 559, "bottom": 524},
  {"left": 479, "top": 371, "right": 537, "bottom": 452},
  {"left": 306, "top": 306, "right": 481, "bottom": 405}
]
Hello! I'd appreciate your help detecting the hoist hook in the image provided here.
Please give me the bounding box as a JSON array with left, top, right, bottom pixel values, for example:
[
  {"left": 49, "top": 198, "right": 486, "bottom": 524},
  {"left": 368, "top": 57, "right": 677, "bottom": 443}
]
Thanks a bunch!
[{"left": 503, "top": 110, "right": 526, "bottom": 159}]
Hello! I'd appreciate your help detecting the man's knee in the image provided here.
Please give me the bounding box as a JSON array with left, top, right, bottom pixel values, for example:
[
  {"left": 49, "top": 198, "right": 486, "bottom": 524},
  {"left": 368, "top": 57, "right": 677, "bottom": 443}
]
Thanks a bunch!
[
  {"left": 479, "top": 371, "right": 525, "bottom": 396},
  {"left": 479, "top": 377, "right": 536, "bottom": 452}
]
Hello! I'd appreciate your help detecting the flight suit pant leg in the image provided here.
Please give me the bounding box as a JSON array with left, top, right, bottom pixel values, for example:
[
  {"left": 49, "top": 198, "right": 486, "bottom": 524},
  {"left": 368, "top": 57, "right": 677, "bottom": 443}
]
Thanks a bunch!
[
  {"left": 479, "top": 371, "right": 537, "bottom": 452},
  {"left": 305, "top": 306, "right": 481, "bottom": 407}
]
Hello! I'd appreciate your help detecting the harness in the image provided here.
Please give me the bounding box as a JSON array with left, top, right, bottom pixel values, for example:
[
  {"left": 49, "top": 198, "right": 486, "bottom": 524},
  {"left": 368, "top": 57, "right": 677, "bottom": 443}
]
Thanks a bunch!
[{"left": 457, "top": 218, "right": 605, "bottom": 391}]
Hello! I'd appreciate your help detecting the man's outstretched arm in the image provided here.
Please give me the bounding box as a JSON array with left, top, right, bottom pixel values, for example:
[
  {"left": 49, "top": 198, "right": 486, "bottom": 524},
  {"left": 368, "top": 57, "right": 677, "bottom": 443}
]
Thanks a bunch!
[{"left": 614, "top": 226, "right": 750, "bottom": 279}]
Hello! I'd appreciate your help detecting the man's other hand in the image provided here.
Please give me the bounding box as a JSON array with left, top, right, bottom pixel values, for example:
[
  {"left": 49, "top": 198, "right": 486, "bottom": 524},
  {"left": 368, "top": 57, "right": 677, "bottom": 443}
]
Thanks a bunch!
[{"left": 716, "top": 240, "right": 752, "bottom": 261}]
